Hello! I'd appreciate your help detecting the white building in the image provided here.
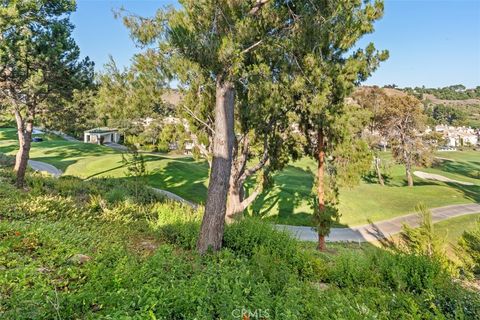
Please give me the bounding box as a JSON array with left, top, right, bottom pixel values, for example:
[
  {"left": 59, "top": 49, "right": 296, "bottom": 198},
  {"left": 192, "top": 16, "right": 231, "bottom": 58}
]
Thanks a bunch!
[
  {"left": 434, "top": 125, "right": 479, "bottom": 147},
  {"left": 84, "top": 128, "right": 121, "bottom": 145}
]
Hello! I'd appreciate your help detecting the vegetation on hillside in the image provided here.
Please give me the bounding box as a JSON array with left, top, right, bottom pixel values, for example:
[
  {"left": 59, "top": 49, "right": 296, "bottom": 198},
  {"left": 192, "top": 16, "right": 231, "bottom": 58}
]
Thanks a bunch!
[
  {"left": 0, "top": 164, "right": 479, "bottom": 319},
  {"left": 403, "top": 85, "right": 480, "bottom": 101}
]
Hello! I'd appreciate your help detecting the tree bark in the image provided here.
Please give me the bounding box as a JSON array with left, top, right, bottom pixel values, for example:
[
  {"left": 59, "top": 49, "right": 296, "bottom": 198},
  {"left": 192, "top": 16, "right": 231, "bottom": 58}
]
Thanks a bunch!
[
  {"left": 317, "top": 129, "right": 327, "bottom": 251},
  {"left": 226, "top": 180, "right": 262, "bottom": 223},
  {"left": 14, "top": 108, "right": 33, "bottom": 188},
  {"left": 197, "top": 80, "right": 235, "bottom": 254},
  {"left": 225, "top": 181, "right": 244, "bottom": 223},
  {"left": 374, "top": 156, "right": 384, "bottom": 186},
  {"left": 406, "top": 163, "right": 413, "bottom": 187},
  {"left": 225, "top": 135, "right": 268, "bottom": 223},
  {"left": 403, "top": 149, "right": 414, "bottom": 187}
]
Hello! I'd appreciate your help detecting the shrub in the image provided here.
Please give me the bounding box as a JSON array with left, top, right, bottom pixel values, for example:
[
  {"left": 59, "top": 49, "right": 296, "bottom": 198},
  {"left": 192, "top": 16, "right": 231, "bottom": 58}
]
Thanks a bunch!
[
  {"left": 0, "top": 153, "right": 14, "bottom": 167},
  {"left": 224, "top": 218, "right": 324, "bottom": 280},
  {"left": 458, "top": 219, "right": 480, "bottom": 275},
  {"left": 147, "top": 202, "right": 201, "bottom": 249}
]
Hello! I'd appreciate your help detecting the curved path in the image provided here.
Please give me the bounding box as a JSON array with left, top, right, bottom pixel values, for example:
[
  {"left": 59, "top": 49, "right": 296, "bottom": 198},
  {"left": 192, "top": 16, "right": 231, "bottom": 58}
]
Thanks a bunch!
[
  {"left": 28, "top": 160, "right": 63, "bottom": 178},
  {"left": 27, "top": 160, "right": 196, "bottom": 208},
  {"left": 277, "top": 203, "right": 480, "bottom": 243},
  {"left": 27, "top": 160, "right": 479, "bottom": 242},
  {"left": 414, "top": 170, "right": 474, "bottom": 186}
]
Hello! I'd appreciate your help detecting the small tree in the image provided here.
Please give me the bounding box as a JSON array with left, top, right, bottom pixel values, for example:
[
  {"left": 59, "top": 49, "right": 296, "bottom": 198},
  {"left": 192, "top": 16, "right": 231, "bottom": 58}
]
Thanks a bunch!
[
  {"left": 377, "top": 94, "right": 430, "bottom": 187},
  {"left": 352, "top": 86, "right": 389, "bottom": 186},
  {"left": 395, "top": 204, "right": 455, "bottom": 274},
  {"left": 122, "top": 146, "right": 148, "bottom": 201}
]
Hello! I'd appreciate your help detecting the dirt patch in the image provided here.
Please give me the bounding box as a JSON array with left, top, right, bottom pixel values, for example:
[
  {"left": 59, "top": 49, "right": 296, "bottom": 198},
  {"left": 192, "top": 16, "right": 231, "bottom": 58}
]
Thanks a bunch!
[{"left": 129, "top": 236, "right": 162, "bottom": 256}]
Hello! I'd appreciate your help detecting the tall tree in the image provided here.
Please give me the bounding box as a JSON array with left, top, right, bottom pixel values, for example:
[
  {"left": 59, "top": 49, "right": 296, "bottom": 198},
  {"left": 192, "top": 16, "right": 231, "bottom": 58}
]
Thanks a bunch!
[
  {"left": 377, "top": 94, "right": 429, "bottom": 187},
  {"left": 0, "top": 0, "right": 93, "bottom": 187},
  {"left": 121, "top": 0, "right": 306, "bottom": 253},
  {"left": 289, "top": 1, "right": 388, "bottom": 250},
  {"left": 352, "top": 86, "right": 389, "bottom": 186},
  {"left": 122, "top": 1, "right": 387, "bottom": 253},
  {"left": 226, "top": 66, "right": 303, "bottom": 222}
]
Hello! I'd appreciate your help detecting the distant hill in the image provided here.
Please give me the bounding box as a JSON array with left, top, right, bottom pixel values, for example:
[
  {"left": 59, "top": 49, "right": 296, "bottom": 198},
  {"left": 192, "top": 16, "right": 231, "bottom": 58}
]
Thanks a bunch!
[{"left": 354, "top": 86, "right": 480, "bottom": 128}]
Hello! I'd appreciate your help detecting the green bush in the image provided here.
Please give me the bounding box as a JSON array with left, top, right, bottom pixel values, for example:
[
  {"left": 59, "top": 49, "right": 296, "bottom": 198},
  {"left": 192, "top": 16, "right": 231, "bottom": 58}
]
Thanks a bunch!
[
  {"left": 147, "top": 202, "right": 201, "bottom": 249},
  {"left": 1, "top": 168, "right": 479, "bottom": 319},
  {"left": 224, "top": 218, "right": 324, "bottom": 280},
  {"left": 459, "top": 219, "right": 480, "bottom": 275},
  {"left": 0, "top": 153, "right": 14, "bottom": 167}
]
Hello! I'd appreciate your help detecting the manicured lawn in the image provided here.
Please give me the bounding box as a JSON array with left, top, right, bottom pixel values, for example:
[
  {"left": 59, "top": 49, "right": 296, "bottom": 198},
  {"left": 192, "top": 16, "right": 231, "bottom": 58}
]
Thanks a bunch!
[
  {"left": 434, "top": 213, "right": 480, "bottom": 246},
  {"left": 0, "top": 128, "right": 209, "bottom": 204},
  {"left": 1, "top": 127, "right": 479, "bottom": 227},
  {"left": 252, "top": 153, "right": 479, "bottom": 226}
]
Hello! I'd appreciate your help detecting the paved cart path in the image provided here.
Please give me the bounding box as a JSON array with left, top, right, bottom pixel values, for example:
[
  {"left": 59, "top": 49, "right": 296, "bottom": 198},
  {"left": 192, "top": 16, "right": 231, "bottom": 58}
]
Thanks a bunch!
[{"left": 277, "top": 203, "right": 480, "bottom": 243}]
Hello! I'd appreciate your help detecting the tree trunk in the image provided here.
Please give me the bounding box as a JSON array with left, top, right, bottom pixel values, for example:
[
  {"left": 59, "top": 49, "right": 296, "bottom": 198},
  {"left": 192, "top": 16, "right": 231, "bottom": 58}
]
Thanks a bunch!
[
  {"left": 14, "top": 108, "right": 33, "bottom": 188},
  {"left": 225, "top": 182, "right": 243, "bottom": 223},
  {"left": 226, "top": 180, "right": 261, "bottom": 223},
  {"left": 197, "top": 80, "right": 235, "bottom": 254},
  {"left": 406, "top": 164, "right": 413, "bottom": 187},
  {"left": 374, "top": 156, "right": 384, "bottom": 186},
  {"left": 317, "top": 130, "right": 327, "bottom": 251}
]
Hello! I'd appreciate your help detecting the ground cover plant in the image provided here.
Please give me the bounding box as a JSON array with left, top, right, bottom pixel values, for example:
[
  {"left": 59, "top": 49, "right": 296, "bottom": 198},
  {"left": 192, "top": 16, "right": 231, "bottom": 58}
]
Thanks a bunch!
[{"left": 0, "top": 166, "right": 479, "bottom": 319}]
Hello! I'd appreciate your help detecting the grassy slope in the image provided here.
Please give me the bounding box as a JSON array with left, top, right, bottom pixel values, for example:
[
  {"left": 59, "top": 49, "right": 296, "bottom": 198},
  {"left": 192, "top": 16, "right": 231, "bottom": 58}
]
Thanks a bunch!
[
  {"left": 1, "top": 127, "right": 479, "bottom": 227},
  {"left": 434, "top": 213, "right": 480, "bottom": 246},
  {"left": 2, "top": 172, "right": 478, "bottom": 319}
]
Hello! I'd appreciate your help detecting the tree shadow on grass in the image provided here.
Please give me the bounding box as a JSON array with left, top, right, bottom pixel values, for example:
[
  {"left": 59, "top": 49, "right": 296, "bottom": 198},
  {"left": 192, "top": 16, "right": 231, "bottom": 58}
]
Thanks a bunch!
[
  {"left": 250, "top": 165, "right": 316, "bottom": 226},
  {"left": 433, "top": 159, "right": 480, "bottom": 181},
  {"left": 444, "top": 182, "right": 480, "bottom": 203},
  {"left": 144, "top": 159, "right": 209, "bottom": 204}
]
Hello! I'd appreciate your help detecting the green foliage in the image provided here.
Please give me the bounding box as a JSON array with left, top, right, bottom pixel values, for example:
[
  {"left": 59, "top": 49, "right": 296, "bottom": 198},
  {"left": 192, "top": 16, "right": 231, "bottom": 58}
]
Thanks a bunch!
[
  {"left": 1, "top": 169, "right": 479, "bottom": 319},
  {"left": 122, "top": 146, "right": 150, "bottom": 201},
  {"left": 95, "top": 57, "right": 169, "bottom": 128},
  {"left": 385, "top": 204, "right": 457, "bottom": 275},
  {"left": 0, "top": 0, "right": 94, "bottom": 110},
  {"left": 429, "top": 104, "right": 468, "bottom": 126},
  {"left": 0, "top": 153, "right": 14, "bottom": 167},
  {"left": 458, "top": 219, "right": 480, "bottom": 276},
  {"left": 404, "top": 85, "right": 480, "bottom": 100},
  {"left": 324, "top": 248, "right": 480, "bottom": 318},
  {"left": 42, "top": 89, "right": 99, "bottom": 138}
]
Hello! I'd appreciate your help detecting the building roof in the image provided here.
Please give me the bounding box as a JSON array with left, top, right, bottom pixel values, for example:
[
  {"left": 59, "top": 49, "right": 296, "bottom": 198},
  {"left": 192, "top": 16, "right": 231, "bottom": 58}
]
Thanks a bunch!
[{"left": 84, "top": 127, "right": 118, "bottom": 134}]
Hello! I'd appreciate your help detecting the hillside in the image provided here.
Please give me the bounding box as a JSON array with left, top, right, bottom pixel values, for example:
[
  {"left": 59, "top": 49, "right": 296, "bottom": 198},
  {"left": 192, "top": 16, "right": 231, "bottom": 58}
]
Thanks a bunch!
[{"left": 1, "top": 166, "right": 479, "bottom": 319}]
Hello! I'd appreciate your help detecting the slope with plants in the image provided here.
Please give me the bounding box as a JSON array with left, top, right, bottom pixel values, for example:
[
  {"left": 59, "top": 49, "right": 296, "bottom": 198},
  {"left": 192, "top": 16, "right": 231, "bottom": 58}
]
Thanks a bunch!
[{"left": 0, "top": 163, "right": 479, "bottom": 319}]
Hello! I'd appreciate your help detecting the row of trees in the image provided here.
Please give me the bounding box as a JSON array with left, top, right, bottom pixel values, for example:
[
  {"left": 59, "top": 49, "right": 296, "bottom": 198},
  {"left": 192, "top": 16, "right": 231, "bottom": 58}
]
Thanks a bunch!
[
  {"left": 403, "top": 85, "right": 480, "bottom": 100},
  {"left": 2, "top": 1, "right": 434, "bottom": 253},
  {"left": 119, "top": 0, "right": 390, "bottom": 252}
]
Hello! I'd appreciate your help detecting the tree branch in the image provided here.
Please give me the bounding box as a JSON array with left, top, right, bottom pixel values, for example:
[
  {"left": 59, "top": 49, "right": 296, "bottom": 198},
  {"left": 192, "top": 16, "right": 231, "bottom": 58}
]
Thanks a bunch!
[
  {"left": 249, "top": 0, "right": 270, "bottom": 15},
  {"left": 182, "top": 105, "right": 215, "bottom": 134}
]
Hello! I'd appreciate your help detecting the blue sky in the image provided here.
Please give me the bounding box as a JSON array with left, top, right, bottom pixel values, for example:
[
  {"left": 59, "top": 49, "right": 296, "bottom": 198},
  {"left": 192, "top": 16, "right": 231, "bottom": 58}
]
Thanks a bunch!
[{"left": 72, "top": 0, "right": 480, "bottom": 88}]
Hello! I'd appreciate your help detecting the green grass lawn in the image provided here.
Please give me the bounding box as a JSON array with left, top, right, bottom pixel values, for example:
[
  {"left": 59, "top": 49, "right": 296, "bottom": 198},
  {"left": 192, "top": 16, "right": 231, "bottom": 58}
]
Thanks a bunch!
[
  {"left": 1, "top": 127, "right": 479, "bottom": 227},
  {"left": 434, "top": 213, "right": 480, "bottom": 246}
]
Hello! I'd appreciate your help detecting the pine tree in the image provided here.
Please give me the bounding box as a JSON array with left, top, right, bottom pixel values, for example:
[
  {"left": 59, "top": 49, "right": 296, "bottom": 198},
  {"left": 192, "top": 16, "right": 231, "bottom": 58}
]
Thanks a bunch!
[{"left": 0, "top": 0, "right": 93, "bottom": 187}]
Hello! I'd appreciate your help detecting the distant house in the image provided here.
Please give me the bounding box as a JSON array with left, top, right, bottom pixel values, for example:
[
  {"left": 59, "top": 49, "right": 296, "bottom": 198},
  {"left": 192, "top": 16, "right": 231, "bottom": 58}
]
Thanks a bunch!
[
  {"left": 84, "top": 128, "right": 121, "bottom": 145},
  {"left": 434, "top": 125, "right": 479, "bottom": 147}
]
